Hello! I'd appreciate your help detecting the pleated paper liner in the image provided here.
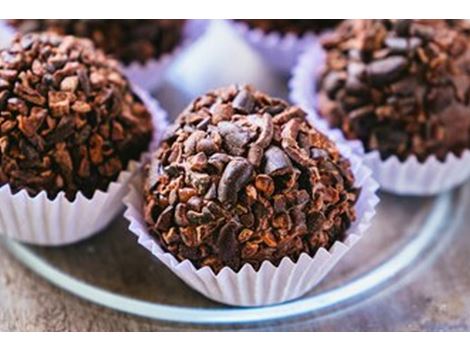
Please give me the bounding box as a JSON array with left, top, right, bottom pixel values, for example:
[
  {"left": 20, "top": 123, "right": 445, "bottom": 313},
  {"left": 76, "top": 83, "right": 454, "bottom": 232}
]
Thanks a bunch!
[
  {"left": 226, "top": 20, "right": 318, "bottom": 75},
  {"left": 123, "top": 20, "right": 210, "bottom": 91},
  {"left": 124, "top": 139, "right": 379, "bottom": 307}
]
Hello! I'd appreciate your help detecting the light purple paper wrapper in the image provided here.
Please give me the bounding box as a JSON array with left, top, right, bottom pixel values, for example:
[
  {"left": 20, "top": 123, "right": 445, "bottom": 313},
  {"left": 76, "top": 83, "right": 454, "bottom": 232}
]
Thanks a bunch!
[
  {"left": 226, "top": 20, "right": 319, "bottom": 75},
  {"left": 0, "top": 21, "right": 15, "bottom": 47},
  {"left": 0, "top": 86, "right": 168, "bottom": 246},
  {"left": 123, "top": 133, "right": 379, "bottom": 307},
  {"left": 289, "top": 44, "right": 470, "bottom": 196},
  {"left": 123, "top": 20, "right": 210, "bottom": 91},
  {"left": 0, "top": 20, "right": 210, "bottom": 92}
]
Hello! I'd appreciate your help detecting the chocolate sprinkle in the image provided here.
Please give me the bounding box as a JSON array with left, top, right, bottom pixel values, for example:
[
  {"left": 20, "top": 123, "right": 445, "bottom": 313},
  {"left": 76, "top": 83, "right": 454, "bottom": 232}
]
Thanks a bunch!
[
  {"left": 0, "top": 33, "right": 153, "bottom": 200},
  {"left": 143, "top": 85, "right": 358, "bottom": 273},
  {"left": 316, "top": 20, "right": 470, "bottom": 162},
  {"left": 8, "top": 20, "right": 186, "bottom": 65}
]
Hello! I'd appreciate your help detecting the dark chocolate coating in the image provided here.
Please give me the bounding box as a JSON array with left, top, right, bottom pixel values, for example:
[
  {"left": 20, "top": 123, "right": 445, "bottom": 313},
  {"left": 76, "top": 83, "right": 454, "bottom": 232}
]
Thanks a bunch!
[
  {"left": 143, "top": 85, "right": 357, "bottom": 273},
  {"left": 8, "top": 20, "right": 185, "bottom": 65},
  {"left": 0, "top": 33, "right": 153, "bottom": 200},
  {"left": 316, "top": 20, "right": 470, "bottom": 162}
]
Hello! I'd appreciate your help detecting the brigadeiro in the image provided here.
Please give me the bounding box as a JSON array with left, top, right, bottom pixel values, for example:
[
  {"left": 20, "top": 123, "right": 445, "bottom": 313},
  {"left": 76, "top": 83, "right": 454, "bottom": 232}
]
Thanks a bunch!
[
  {"left": 290, "top": 19, "right": 470, "bottom": 195},
  {"left": 7, "top": 20, "right": 185, "bottom": 65},
  {"left": 0, "top": 32, "right": 167, "bottom": 245},
  {"left": 228, "top": 20, "right": 343, "bottom": 74},
  {"left": 124, "top": 85, "right": 378, "bottom": 306},
  {"left": 5, "top": 20, "right": 208, "bottom": 91}
]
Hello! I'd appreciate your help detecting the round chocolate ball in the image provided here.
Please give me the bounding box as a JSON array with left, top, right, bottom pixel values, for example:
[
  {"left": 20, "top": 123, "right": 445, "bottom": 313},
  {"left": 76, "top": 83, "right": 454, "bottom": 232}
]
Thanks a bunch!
[
  {"left": 0, "top": 32, "right": 153, "bottom": 200},
  {"left": 316, "top": 19, "right": 470, "bottom": 162},
  {"left": 143, "top": 85, "right": 358, "bottom": 273},
  {"left": 238, "top": 19, "right": 343, "bottom": 35},
  {"left": 8, "top": 20, "right": 186, "bottom": 65}
]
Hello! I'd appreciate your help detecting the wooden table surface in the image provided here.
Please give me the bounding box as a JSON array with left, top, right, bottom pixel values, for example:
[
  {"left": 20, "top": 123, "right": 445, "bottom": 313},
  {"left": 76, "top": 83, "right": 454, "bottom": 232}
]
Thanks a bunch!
[{"left": 1, "top": 20, "right": 470, "bottom": 332}]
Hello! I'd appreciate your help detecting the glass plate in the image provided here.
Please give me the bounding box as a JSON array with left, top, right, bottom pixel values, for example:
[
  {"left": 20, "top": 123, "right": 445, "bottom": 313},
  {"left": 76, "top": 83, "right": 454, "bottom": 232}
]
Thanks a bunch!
[{"left": 0, "top": 21, "right": 468, "bottom": 326}]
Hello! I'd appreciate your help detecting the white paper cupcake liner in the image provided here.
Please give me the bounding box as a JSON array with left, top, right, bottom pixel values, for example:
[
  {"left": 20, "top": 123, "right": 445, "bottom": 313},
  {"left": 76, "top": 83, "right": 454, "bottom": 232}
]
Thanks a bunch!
[
  {"left": 123, "top": 138, "right": 379, "bottom": 307},
  {"left": 123, "top": 20, "right": 210, "bottom": 92},
  {"left": 226, "top": 20, "right": 319, "bottom": 75},
  {"left": 0, "top": 86, "right": 168, "bottom": 246},
  {"left": 0, "top": 20, "right": 210, "bottom": 92},
  {"left": 289, "top": 44, "right": 470, "bottom": 196},
  {"left": 0, "top": 21, "right": 16, "bottom": 48}
]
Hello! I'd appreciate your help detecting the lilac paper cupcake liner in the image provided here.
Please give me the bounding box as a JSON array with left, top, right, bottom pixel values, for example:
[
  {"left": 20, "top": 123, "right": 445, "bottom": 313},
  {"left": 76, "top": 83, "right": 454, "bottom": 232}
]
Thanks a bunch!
[
  {"left": 123, "top": 139, "right": 379, "bottom": 307},
  {"left": 0, "top": 86, "right": 168, "bottom": 246},
  {"left": 226, "top": 20, "right": 319, "bottom": 75},
  {"left": 289, "top": 45, "right": 470, "bottom": 196},
  {"left": 123, "top": 20, "right": 210, "bottom": 92},
  {"left": 0, "top": 21, "right": 15, "bottom": 47}
]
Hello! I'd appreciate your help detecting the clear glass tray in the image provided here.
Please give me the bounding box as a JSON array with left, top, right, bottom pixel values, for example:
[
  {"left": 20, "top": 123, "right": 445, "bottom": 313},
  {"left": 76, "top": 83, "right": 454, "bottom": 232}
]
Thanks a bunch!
[{"left": 0, "top": 21, "right": 468, "bottom": 326}]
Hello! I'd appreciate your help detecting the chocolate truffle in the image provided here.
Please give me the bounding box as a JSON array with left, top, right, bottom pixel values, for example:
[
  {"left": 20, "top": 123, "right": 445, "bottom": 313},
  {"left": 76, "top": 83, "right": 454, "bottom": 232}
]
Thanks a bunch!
[
  {"left": 143, "top": 85, "right": 357, "bottom": 273},
  {"left": 0, "top": 33, "right": 153, "bottom": 200},
  {"left": 237, "top": 19, "right": 342, "bottom": 36},
  {"left": 8, "top": 20, "right": 186, "bottom": 65},
  {"left": 316, "top": 20, "right": 470, "bottom": 162}
]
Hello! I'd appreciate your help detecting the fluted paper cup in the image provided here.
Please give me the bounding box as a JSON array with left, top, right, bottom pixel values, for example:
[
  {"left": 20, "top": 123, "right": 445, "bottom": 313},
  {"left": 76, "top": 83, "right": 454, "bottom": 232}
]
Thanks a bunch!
[
  {"left": 290, "top": 44, "right": 470, "bottom": 196},
  {"left": 226, "top": 20, "right": 320, "bottom": 75},
  {"left": 0, "top": 21, "right": 15, "bottom": 48},
  {"left": 361, "top": 150, "right": 470, "bottom": 195},
  {"left": 123, "top": 139, "right": 379, "bottom": 307},
  {"left": 123, "top": 19, "right": 209, "bottom": 91},
  {"left": 0, "top": 86, "right": 168, "bottom": 246}
]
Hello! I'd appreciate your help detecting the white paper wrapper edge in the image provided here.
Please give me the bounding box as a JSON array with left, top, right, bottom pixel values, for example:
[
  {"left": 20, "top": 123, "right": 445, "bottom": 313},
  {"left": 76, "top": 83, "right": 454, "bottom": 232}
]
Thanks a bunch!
[
  {"left": 0, "top": 86, "right": 168, "bottom": 246},
  {"left": 289, "top": 45, "right": 470, "bottom": 196},
  {"left": 123, "top": 136, "right": 379, "bottom": 307},
  {"left": 226, "top": 20, "right": 318, "bottom": 75},
  {"left": 123, "top": 20, "right": 210, "bottom": 91}
]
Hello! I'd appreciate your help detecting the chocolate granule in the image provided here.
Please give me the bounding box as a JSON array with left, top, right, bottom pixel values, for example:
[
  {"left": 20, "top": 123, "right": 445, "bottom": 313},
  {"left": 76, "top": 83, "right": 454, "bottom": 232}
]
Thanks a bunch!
[
  {"left": 237, "top": 19, "right": 343, "bottom": 35},
  {"left": 316, "top": 20, "right": 470, "bottom": 162},
  {"left": 143, "top": 85, "right": 357, "bottom": 273},
  {"left": 8, "top": 20, "right": 186, "bottom": 65},
  {"left": 0, "top": 32, "right": 153, "bottom": 200}
]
